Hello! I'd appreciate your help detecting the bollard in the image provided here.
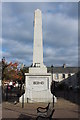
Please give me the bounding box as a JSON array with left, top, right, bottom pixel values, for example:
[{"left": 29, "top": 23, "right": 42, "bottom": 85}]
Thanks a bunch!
[
  {"left": 22, "top": 94, "right": 24, "bottom": 108},
  {"left": 6, "top": 85, "right": 8, "bottom": 101},
  {"left": 27, "top": 98, "right": 28, "bottom": 103},
  {"left": 22, "top": 86, "right": 24, "bottom": 108}
]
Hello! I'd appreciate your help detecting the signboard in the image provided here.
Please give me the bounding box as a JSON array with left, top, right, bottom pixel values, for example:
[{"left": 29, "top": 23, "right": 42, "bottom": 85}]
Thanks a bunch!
[{"left": 28, "top": 77, "right": 49, "bottom": 91}]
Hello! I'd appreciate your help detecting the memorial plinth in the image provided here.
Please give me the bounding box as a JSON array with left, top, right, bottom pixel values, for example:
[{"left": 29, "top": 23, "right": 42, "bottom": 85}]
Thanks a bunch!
[{"left": 24, "top": 73, "right": 52, "bottom": 103}]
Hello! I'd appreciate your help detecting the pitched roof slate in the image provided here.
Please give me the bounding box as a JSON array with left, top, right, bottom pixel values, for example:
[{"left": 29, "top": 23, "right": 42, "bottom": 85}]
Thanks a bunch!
[{"left": 47, "top": 67, "right": 78, "bottom": 73}]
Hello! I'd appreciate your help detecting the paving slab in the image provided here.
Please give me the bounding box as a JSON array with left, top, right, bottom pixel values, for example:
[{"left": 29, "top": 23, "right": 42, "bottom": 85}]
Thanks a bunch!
[{"left": 2, "top": 98, "right": 80, "bottom": 120}]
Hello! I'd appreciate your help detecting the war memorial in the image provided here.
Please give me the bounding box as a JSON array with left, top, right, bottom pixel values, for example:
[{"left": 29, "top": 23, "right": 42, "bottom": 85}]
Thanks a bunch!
[
  {"left": 2, "top": 8, "right": 79, "bottom": 120},
  {"left": 20, "top": 9, "right": 56, "bottom": 103}
]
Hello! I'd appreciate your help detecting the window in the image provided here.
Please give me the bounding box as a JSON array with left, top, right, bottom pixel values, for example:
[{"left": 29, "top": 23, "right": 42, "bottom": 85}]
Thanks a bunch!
[{"left": 56, "top": 74, "right": 59, "bottom": 79}]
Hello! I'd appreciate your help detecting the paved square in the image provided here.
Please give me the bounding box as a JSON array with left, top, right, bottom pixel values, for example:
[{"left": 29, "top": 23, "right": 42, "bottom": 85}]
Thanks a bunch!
[{"left": 2, "top": 98, "right": 80, "bottom": 119}]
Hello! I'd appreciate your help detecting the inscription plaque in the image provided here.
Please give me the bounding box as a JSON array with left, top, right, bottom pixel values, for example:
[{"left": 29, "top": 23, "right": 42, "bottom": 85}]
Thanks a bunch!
[{"left": 28, "top": 77, "right": 49, "bottom": 91}]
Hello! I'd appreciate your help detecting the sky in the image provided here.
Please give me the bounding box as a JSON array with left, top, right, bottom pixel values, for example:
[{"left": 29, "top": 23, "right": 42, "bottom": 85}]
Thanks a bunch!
[
  {"left": 1, "top": 0, "right": 79, "bottom": 2},
  {"left": 1, "top": 2, "right": 78, "bottom": 67}
]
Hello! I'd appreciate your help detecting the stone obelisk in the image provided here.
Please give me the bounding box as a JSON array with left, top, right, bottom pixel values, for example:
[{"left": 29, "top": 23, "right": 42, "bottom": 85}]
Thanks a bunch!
[
  {"left": 20, "top": 9, "right": 55, "bottom": 103},
  {"left": 33, "top": 9, "right": 43, "bottom": 67}
]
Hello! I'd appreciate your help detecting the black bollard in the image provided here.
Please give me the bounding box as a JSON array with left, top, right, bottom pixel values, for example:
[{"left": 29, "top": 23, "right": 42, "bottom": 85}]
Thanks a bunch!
[
  {"left": 22, "top": 93, "right": 24, "bottom": 108},
  {"left": 6, "top": 85, "right": 8, "bottom": 101},
  {"left": 22, "top": 86, "right": 24, "bottom": 108}
]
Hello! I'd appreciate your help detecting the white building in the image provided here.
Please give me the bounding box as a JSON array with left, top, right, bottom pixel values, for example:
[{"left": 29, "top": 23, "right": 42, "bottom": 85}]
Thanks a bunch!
[{"left": 47, "top": 64, "right": 78, "bottom": 88}]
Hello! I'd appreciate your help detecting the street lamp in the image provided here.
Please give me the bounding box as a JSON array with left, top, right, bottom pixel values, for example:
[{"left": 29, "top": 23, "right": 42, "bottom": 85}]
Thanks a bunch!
[{"left": 51, "top": 65, "right": 54, "bottom": 107}]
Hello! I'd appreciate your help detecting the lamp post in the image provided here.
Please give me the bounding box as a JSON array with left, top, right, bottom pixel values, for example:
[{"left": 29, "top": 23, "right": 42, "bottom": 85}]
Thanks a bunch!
[{"left": 51, "top": 65, "right": 55, "bottom": 107}]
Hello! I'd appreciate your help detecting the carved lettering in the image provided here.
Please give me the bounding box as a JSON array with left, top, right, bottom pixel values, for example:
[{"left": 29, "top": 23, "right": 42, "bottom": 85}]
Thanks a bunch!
[{"left": 33, "top": 81, "right": 44, "bottom": 85}]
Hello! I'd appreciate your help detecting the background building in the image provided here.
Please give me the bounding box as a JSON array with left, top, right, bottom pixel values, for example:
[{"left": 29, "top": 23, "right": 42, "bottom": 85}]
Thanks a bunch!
[{"left": 47, "top": 64, "right": 78, "bottom": 88}]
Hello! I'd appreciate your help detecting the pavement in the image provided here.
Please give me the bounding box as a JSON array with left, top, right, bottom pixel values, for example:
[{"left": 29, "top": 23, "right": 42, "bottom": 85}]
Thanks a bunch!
[{"left": 1, "top": 98, "right": 80, "bottom": 120}]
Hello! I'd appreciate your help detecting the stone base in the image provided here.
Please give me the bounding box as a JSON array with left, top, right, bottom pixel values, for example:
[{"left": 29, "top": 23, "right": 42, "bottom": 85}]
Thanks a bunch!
[
  {"left": 29, "top": 67, "right": 47, "bottom": 74},
  {"left": 19, "top": 92, "right": 57, "bottom": 103},
  {"left": 19, "top": 89, "right": 53, "bottom": 103},
  {"left": 21, "top": 67, "right": 57, "bottom": 103}
]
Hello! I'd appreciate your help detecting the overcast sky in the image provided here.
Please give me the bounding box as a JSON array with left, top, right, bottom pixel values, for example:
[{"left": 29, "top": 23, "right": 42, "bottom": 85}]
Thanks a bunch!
[
  {"left": 1, "top": 0, "right": 79, "bottom": 2},
  {"left": 2, "top": 2, "right": 78, "bottom": 67}
]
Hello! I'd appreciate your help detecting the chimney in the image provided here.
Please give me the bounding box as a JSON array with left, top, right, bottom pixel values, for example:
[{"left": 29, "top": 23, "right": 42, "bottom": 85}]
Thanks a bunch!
[{"left": 63, "top": 64, "right": 66, "bottom": 68}]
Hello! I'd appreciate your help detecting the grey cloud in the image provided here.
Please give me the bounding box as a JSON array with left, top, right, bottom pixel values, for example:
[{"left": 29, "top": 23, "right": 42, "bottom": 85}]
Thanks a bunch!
[
  {"left": 2, "top": 2, "right": 78, "bottom": 66},
  {"left": 44, "top": 46, "right": 78, "bottom": 66},
  {"left": 44, "top": 54, "right": 78, "bottom": 67},
  {"left": 42, "top": 12, "right": 78, "bottom": 50},
  {"left": 2, "top": 0, "right": 79, "bottom": 2},
  {"left": 2, "top": 39, "right": 33, "bottom": 65}
]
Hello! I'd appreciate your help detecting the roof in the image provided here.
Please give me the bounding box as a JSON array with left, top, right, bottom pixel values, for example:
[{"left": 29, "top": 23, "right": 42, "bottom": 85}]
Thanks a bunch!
[
  {"left": 47, "top": 67, "right": 78, "bottom": 73},
  {"left": 24, "top": 66, "right": 78, "bottom": 73}
]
